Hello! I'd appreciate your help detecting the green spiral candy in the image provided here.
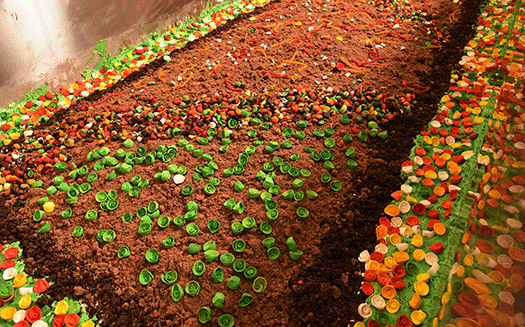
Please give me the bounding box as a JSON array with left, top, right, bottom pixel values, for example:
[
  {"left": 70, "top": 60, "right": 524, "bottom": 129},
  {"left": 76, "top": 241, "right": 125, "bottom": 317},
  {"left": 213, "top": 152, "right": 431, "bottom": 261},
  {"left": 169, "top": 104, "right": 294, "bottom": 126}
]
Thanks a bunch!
[
  {"left": 66, "top": 197, "right": 78, "bottom": 205},
  {"left": 343, "top": 134, "right": 353, "bottom": 143},
  {"left": 207, "top": 219, "right": 220, "bottom": 234},
  {"left": 232, "top": 239, "right": 246, "bottom": 252},
  {"left": 121, "top": 182, "right": 132, "bottom": 193},
  {"left": 345, "top": 148, "right": 356, "bottom": 158},
  {"left": 282, "top": 140, "right": 292, "bottom": 149},
  {"left": 138, "top": 222, "right": 152, "bottom": 236},
  {"left": 260, "top": 192, "right": 272, "bottom": 202},
  {"left": 272, "top": 157, "right": 283, "bottom": 166},
  {"left": 187, "top": 243, "right": 201, "bottom": 254},
  {"left": 173, "top": 216, "right": 186, "bottom": 227},
  {"left": 129, "top": 186, "right": 141, "bottom": 197},
  {"left": 242, "top": 217, "right": 257, "bottom": 229},
  {"left": 211, "top": 267, "right": 224, "bottom": 283},
  {"left": 306, "top": 190, "right": 318, "bottom": 200},
  {"left": 162, "top": 236, "right": 175, "bottom": 249},
  {"left": 289, "top": 167, "right": 300, "bottom": 178},
  {"left": 139, "top": 270, "right": 154, "bottom": 285},
  {"left": 245, "top": 145, "right": 255, "bottom": 155},
  {"left": 313, "top": 129, "right": 325, "bottom": 138},
  {"left": 106, "top": 170, "right": 117, "bottom": 181},
  {"left": 244, "top": 267, "right": 257, "bottom": 279},
  {"left": 268, "top": 247, "right": 280, "bottom": 260},
  {"left": 186, "top": 200, "right": 198, "bottom": 211},
  {"left": 220, "top": 253, "right": 235, "bottom": 266},
  {"left": 67, "top": 187, "right": 79, "bottom": 198},
  {"left": 203, "top": 184, "right": 215, "bottom": 195},
  {"left": 248, "top": 188, "right": 260, "bottom": 198},
  {"left": 347, "top": 159, "right": 358, "bottom": 169},
  {"left": 233, "top": 164, "right": 244, "bottom": 175},
  {"left": 85, "top": 210, "right": 98, "bottom": 222},
  {"left": 234, "top": 181, "right": 245, "bottom": 192},
  {"left": 266, "top": 209, "right": 279, "bottom": 222},
  {"left": 310, "top": 151, "right": 321, "bottom": 162},
  {"left": 321, "top": 173, "right": 331, "bottom": 184},
  {"left": 171, "top": 283, "right": 184, "bottom": 302},
  {"left": 290, "top": 153, "right": 300, "bottom": 161},
  {"left": 263, "top": 162, "right": 274, "bottom": 172},
  {"left": 358, "top": 131, "right": 368, "bottom": 142},
  {"left": 203, "top": 241, "right": 216, "bottom": 252},
  {"left": 61, "top": 209, "right": 72, "bottom": 219},
  {"left": 157, "top": 215, "right": 171, "bottom": 229},
  {"left": 103, "top": 230, "right": 116, "bottom": 243},
  {"left": 181, "top": 185, "right": 193, "bottom": 196},
  {"left": 320, "top": 150, "right": 332, "bottom": 161},
  {"left": 324, "top": 138, "right": 335, "bottom": 148},
  {"left": 286, "top": 237, "right": 298, "bottom": 251},
  {"left": 131, "top": 175, "right": 142, "bottom": 185},
  {"left": 212, "top": 293, "right": 225, "bottom": 308},
  {"left": 239, "top": 293, "right": 255, "bottom": 307},
  {"left": 117, "top": 246, "right": 130, "bottom": 258},
  {"left": 186, "top": 223, "right": 199, "bottom": 236},
  {"left": 262, "top": 177, "right": 274, "bottom": 189},
  {"left": 289, "top": 250, "right": 304, "bottom": 260},
  {"left": 323, "top": 161, "right": 335, "bottom": 171},
  {"left": 293, "top": 191, "right": 304, "bottom": 201},
  {"left": 145, "top": 249, "right": 159, "bottom": 264},
  {"left": 260, "top": 222, "right": 272, "bottom": 235},
  {"left": 295, "top": 131, "right": 306, "bottom": 139},
  {"left": 204, "top": 250, "right": 220, "bottom": 262},
  {"left": 72, "top": 226, "right": 84, "bottom": 238},
  {"left": 192, "top": 261, "right": 206, "bottom": 276},
  {"left": 185, "top": 281, "right": 200, "bottom": 297},
  {"left": 185, "top": 210, "right": 198, "bottom": 221},
  {"left": 300, "top": 169, "right": 311, "bottom": 178},
  {"left": 268, "top": 185, "right": 280, "bottom": 196},
  {"left": 45, "top": 186, "right": 57, "bottom": 195},
  {"left": 224, "top": 199, "right": 236, "bottom": 210},
  {"left": 106, "top": 199, "right": 119, "bottom": 211},
  {"left": 252, "top": 277, "right": 267, "bottom": 293},
  {"left": 233, "top": 202, "right": 244, "bottom": 214},
  {"left": 197, "top": 307, "right": 212, "bottom": 324},
  {"left": 280, "top": 162, "right": 291, "bottom": 173},
  {"left": 331, "top": 181, "right": 342, "bottom": 191},
  {"left": 38, "top": 221, "right": 51, "bottom": 234},
  {"left": 233, "top": 259, "right": 246, "bottom": 273},
  {"left": 378, "top": 130, "right": 388, "bottom": 139},
  {"left": 262, "top": 237, "right": 275, "bottom": 248},
  {"left": 340, "top": 114, "right": 351, "bottom": 124},
  {"left": 218, "top": 314, "right": 235, "bottom": 327},
  {"left": 161, "top": 271, "right": 178, "bottom": 285},
  {"left": 296, "top": 207, "right": 310, "bottom": 219},
  {"left": 282, "top": 189, "right": 295, "bottom": 200},
  {"left": 230, "top": 222, "right": 243, "bottom": 235},
  {"left": 227, "top": 276, "right": 241, "bottom": 290}
]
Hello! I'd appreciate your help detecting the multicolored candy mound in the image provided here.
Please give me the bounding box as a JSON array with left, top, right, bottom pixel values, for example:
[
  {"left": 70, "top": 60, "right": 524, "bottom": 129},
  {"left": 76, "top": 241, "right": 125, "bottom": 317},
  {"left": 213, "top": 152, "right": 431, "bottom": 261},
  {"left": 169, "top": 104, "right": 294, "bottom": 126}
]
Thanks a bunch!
[{"left": 2, "top": 0, "right": 523, "bottom": 326}]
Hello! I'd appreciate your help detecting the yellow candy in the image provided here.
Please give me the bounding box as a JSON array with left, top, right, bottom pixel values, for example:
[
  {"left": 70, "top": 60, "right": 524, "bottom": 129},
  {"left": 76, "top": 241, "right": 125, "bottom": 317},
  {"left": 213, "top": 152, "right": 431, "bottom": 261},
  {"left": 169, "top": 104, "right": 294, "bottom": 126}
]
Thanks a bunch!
[
  {"left": 433, "top": 223, "right": 446, "bottom": 235},
  {"left": 409, "top": 293, "right": 422, "bottom": 309},
  {"left": 43, "top": 201, "right": 55, "bottom": 213},
  {"left": 392, "top": 251, "right": 410, "bottom": 263},
  {"left": 463, "top": 254, "right": 474, "bottom": 266},
  {"left": 406, "top": 195, "right": 417, "bottom": 203},
  {"left": 389, "top": 234, "right": 401, "bottom": 245},
  {"left": 414, "top": 281, "right": 430, "bottom": 296},
  {"left": 413, "top": 249, "right": 426, "bottom": 261},
  {"left": 13, "top": 273, "right": 27, "bottom": 288},
  {"left": 417, "top": 273, "right": 430, "bottom": 282},
  {"left": 353, "top": 322, "right": 365, "bottom": 327},
  {"left": 474, "top": 116, "right": 484, "bottom": 124},
  {"left": 411, "top": 310, "right": 427, "bottom": 325},
  {"left": 457, "top": 265, "right": 465, "bottom": 277},
  {"left": 386, "top": 299, "right": 400, "bottom": 313},
  {"left": 441, "top": 95, "right": 451, "bottom": 103},
  {"left": 55, "top": 300, "right": 70, "bottom": 315},
  {"left": 381, "top": 285, "right": 397, "bottom": 299},
  {"left": 412, "top": 235, "right": 424, "bottom": 248},
  {"left": 0, "top": 307, "right": 16, "bottom": 320},
  {"left": 82, "top": 322, "right": 96, "bottom": 327},
  {"left": 384, "top": 256, "right": 397, "bottom": 269},
  {"left": 441, "top": 291, "right": 451, "bottom": 305},
  {"left": 18, "top": 294, "right": 32, "bottom": 309},
  {"left": 424, "top": 170, "right": 438, "bottom": 179}
]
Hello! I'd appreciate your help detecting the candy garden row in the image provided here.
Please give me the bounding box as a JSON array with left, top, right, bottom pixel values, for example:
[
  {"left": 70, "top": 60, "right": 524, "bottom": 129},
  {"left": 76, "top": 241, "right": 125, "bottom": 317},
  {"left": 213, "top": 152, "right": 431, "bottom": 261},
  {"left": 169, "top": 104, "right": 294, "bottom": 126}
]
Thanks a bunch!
[{"left": 354, "top": 0, "right": 525, "bottom": 326}]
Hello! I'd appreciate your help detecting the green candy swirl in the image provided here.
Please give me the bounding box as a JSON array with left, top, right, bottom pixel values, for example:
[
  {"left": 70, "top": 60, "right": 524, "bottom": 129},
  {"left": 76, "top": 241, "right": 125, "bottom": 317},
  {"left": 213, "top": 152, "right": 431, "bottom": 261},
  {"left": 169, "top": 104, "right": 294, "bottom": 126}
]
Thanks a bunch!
[
  {"left": 38, "top": 221, "right": 51, "bottom": 234},
  {"left": 290, "top": 153, "right": 300, "bottom": 161},
  {"left": 313, "top": 129, "right": 325, "bottom": 137},
  {"left": 293, "top": 191, "right": 304, "bottom": 201},
  {"left": 204, "top": 184, "right": 216, "bottom": 195},
  {"left": 266, "top": 209, "right": 279, "bottom": 221},
  {"left": 292, "top": 179, "right": 304, "bottom": 189},
  {"left": 232, "top": 239, "right": 246, "bottom": 252},
  {"left": 118, "top": 246, "right": 130, "bottom": 258},
  {"left": 103, "top": 230, "right": 116, "bottom": 243},
  {"left": 300, "top": 169, "right": 311, "bottom": 178},
  {"left": 252, "top": 277, "right": 267, "bottom": 293},
  {"left": 187, "top": 243, "right": 201, "bottom": 254},
  {"left": 207, "top": 219, "right": 220, "bottom": 233},
  {"left": 233, "top": 259, "right": 246, "bottom": 273},
  {"left": 323, "top": 161, "right": 335, "bottom": 171},
  {"left": 181, "top": 185, "right": 193, "bottom": 196},
  {"left": 224, "top": 199, "right": 236, "bottom": 210},
  {"left": 282, "top": 189, "right": 295, "bottom": 200},
  {"left": 242, "top": 217, "right": 257, "bottom": 229},
  {"left": 186, "top": 223, "right": 199, "bottom": 236},
  {"left": 248, "top": 188, "right": 260, "bottom": 198},
  {"left": 306, "top": 190, "right": 318, "bottom": 200},
  {"left": 268, "top": 185, "right": 280, "bottom": 196},
  {"left": 173, "top": 215, "right": 186, "bottom": 227},
  {"left": 145, "top": 249, "right": 159, "bottom": 264},
  {"left": 120, "top": 212, "right": 132, "bottom": 223},
  {"left": 310, "top": 151, "right": 321, "bottom": 162},
  {"left": 234, "top": 181, "right": 245, "bottom": 192},
  {"left": 203, "top": 240, "right": 216, "bottom": 251},
  {"left": 295, "top": 131, "right": 305, "bottom": 140},
  {"left": 244, "top": 267, "right": 257, "bottom": 279},
  {"left": 324, "top": 138, "right": 335, "bottom": 148},
  {"left": 185, "top": 281, "right": 201, "bottom": 297},
  {"left": 197, "top": 307, "right": 212, "bottom": 324},
  {"left": 340, "top": 114, "right": 350, "bottom": 124},
  {"left": 233, "top": 202, "right": 244, "bottom": 214},
  {"left": 138, "top": 222, "right": 152, "bottom": 236},
  {"left": 171, "top": 283, "right": 184, "bottom": 302},
  {"left": 220, "top": 253, "right": 235, "bottom": 266},
  {"left": 33, "top": 210, "right": 45, "bottom": 222},
  {"left": 218, "top": 314, "right": 235, "bottom": 327},
  {"left": 204, "top": 250, "right": 220, "bottom": 262},
  {"left": 289, "top": 250, "right": 304, "bottom": 260},
  {"left": 296, "top": 207, "right": 310, "bottom": 219},
  {"left": 262, "top": 237, "right": 275, "bottom": 248},
  {"left": 213, "top": 293, "right": 225, "bottom": 308},
  {"left": 227, "top": 276, "right": 241, "bottom": 290},
  {"left": 157, "top": 215, "right": 171, "bottom": 229},
  {"left": 260, "top": 222, "right": 272, "bottom": 235},
  {"left": 286, "top": 237, "right": 297, "bottom": 251},
  {"left": 343, "top": 134, "right": 353, "bottom": 143},
  {"left": 272, "top": 157, "right": 283, "bottom": 166},
  {"left": 245, "top": 145, "right": 255, "bottom": 155},
  {"left": 185, "top": 210, "right": 198, "bottom": 221},
  {"left": 162, "top": 236, "right": 175, "bottom": 249},
  {"left": 72, "top": 226, "right": 84, "bottom": 238},
  {"left": 85, "top": 210, "right": 98, "bottom": 222},
  {"left": 280, "top": 162, "right": 291, "bottom": 173},
  {"left": 289, "top": 167, "right": 300, "bottom": 178},
  {"left": 347, "top": 159, "right": 358, "bottom": 168},
  {"left": 358, "top": 131, "right": 368, "bottom": 142},
  {"left": 345, "top": 148, "right": 356, "bottom": 158},
  {"left": 87, "top": 173, "right": 99, "bottom": 183},
  {"left": 60, "top": 208, "right": 73, "bottom": 219},
  {"left": 331, "top": 181, "right": 342, "bottom": 191},
  {"left": 239, "top": 293, "right": 255, "bottom": 307},
  {"left": 320, "top": 150, "right": 332, "bottom": 161},
  {"left": 321, "top": 173, "right": 331, "bottom": 184},
  {"left": 268, "top": 247, "right": 280, "bottom": 260},
  {"left": 282, "top": 140, "right": 292, "bottom": 149},
  {"left": 211, "top": 267, "right": 224, "bottom": 283},
  {"left": 231, "top": 222, "right": 244, "bottom": 235},
  {"left": 263, "top": 162, "right": 274, "bottom": 172},
  {"left": 265, "top": 200, "right": 277, "bottom": 210},
  {"left": 139, "top": 269, "right": 154, "bottom": 285},
  {"left": 161, "top": 271, "right": 178, "bottom": 285},
  {"left": 192, "top": 261, "right": 206, "bottom": 276},
  {"left": 96, "top": 229, "right": 106, "bottom": 242}
]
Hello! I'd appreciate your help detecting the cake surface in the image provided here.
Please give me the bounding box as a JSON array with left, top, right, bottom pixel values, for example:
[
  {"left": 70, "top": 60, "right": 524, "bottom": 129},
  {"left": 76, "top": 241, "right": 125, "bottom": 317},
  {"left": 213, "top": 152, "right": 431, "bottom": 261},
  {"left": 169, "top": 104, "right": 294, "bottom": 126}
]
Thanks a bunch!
[{"left": 1, "top": 0, "right": 524, "bottom": 326}]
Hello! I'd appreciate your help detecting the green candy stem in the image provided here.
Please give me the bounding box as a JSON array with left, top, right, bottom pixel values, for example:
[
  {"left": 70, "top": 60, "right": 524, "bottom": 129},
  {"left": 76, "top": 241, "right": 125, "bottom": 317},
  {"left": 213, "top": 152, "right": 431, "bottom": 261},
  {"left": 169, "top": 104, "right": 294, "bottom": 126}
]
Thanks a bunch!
[
  {"left": 197, "top": 307, "right": 212, "bottom": 324},
  {"left": 211, "top": 267, "right": 224, "bottom": 283},
  {"left": 171, "top": 283, "right": 184, "bottom": 302},
  {"left": 192, "top": 261, "right": 206, "bottom": 276},
  {"left": 118, "top": 246, "right": 131, "bottom": 258},
  {"left": 145, "top": 249, "right": 159, "bottom": 264},
  {"left": 239, "top": 293, "right": 255, "bottom": 307},
  {"left": 212, "top": 293, "right": 225, "bottom": 308},
  {"left": 185, "top": 281, "right": 201, "bottom": 297},
  {"left": 268, "top": 247, "right": 280, "bottom": 260},
  {"left": 252, "top": 277, "right": 267, "bottom": 293},
  {"left": 217, "top": 314, "right": 234, "bottom": 327},
  {"left": 286, "top": 237, "right": 298, "bottom": 251},
  {"left": 139, "top": 270, "right": 154, "bottom": 285}
]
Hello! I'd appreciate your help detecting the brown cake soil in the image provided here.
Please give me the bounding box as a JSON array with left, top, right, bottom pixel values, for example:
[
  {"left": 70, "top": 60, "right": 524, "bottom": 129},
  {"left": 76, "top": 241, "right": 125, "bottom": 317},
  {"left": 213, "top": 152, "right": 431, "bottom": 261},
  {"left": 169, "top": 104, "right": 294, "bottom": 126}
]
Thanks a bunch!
[{"left": 0, "top": 0, "right": 486, "bottom": 326}]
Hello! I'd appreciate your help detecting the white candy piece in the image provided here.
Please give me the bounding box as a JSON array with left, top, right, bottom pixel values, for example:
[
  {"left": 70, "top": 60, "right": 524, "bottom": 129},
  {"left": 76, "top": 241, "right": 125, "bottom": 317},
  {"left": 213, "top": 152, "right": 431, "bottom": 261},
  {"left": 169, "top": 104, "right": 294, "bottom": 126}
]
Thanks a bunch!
[
  {"left": 478, "top": 256, "right": 497, "bottom": 269},
  {"left": 19, "top": 287, "right": 33, "bottom": 295},
  {"left": 375, "top": 243, "right": 388, "bottom": 255},
  {"left": 497, "top": 234, "right": 514, "bottom": 249},
  {"left": 391, "top": 216, "right": 403, "bottom": 228},
  {"left": 398, "top": 201, "right": 410, "bottom": 214},
  {"left": 370, "top": 295, "right": 386, "bottom": 310},
  {"left": 173, "top": 174, "right": 186, "bottom": 184},
  {"left": 358, "top": 303, "right": 373, "bottom": 318},
  {"left": 425, "top": 252, "right": 439, "bottom": 266},
  {"left": 396, "top": 243, "right": 409, "bottom": 252},
  {"left": 12, "top": 310, "right": 26, "bottom": 323},
  {"left": 497, "top": 254, "right": 514, "bottom": 268},
  {"left": 472, "top": 269, "right": 493, "bottom": 284},
  {"left": 358, "top": 250, "right": 370, "bottom": 263},
  {"left": 506, "top": 218, "right": 523, "bottom": 230},
  {"left": 3, "top": 267, "right": 17, "bottom": 280},
  {"left": 31, "top": 320, "right": 49, "bottom": 327},
  {"left": 499, "top": 291, "right": 515, "bottom": 305}
]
